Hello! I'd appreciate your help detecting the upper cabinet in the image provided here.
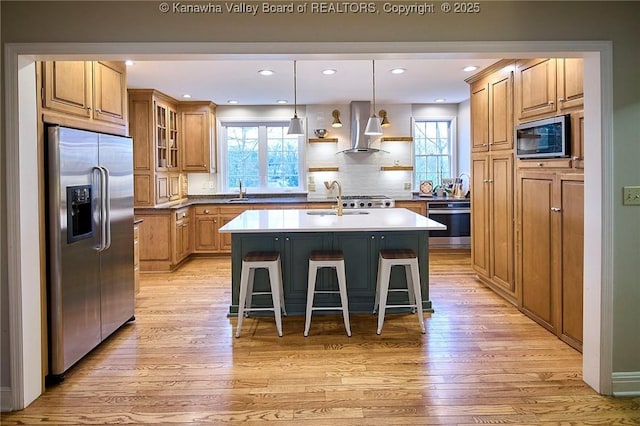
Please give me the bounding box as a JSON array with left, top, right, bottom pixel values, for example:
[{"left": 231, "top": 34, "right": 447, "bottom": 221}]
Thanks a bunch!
[
  {"left": 128, "top": 89, "right": 184, "bottom": 206},
  {"left": 514, "top": 58, "right": 583, "bottom": 123},
  {"left": 41, "top": 61, "right": 127, "bottom": 133},
  {"left": 179, "top": 101, "right": 217, "bottom": 173},
  {"left": 467, "top": 60, "right": 515, "bottom": 153}
]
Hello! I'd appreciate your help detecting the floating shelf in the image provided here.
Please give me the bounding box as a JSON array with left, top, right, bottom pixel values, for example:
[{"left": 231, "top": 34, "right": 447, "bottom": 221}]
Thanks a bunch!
[
  {"left": 380, "top": 136, "right": 413, "bottom": 142},
  {"left": 380, "top": 165, "right": 414, "bottom": 171},
  {"left": 308, "top": 167, "right": 340, "bottom": 172},
  {"left": 308, "top": 138, "right": 338, "bottom": 143}
]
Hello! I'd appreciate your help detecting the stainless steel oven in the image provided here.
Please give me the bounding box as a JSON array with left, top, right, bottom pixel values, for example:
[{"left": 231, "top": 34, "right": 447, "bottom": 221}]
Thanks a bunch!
[{"left": 426, "top": 200, "right": 471, "bottom": 247}]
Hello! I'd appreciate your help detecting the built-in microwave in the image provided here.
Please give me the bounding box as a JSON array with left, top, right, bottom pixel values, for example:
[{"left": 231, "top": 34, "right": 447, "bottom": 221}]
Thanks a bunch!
[{"left": 515, "top": 115, "right": 571, "bottom": 159}]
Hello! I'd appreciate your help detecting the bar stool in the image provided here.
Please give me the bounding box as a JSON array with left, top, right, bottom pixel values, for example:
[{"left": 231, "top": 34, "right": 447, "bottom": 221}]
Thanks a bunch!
[
  {"left": 304, "top": 250, "right": 351, "bottom": 337},
  {"left": 235, "top": 251, "right": 287, "bottom": 338},
  {"left": 373, "top": 249, "right": 426, "bottom": 335}
]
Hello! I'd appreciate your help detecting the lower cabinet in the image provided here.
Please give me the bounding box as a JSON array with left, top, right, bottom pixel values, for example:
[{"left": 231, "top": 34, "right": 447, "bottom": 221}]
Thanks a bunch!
[
  {"left": 133, "top": 221, "right": 140, "bottom": 294},
  {"left": 394, "top": 200, "right": 426, "bottom": 216},
  {"left": 516, "top": 170, "right": 584, "bottom": 351},
  {"left": 136, "top": 206, "right": 192, "bottom": 271},
  {"left": 193, "top": 205, "right": 248, "bottom": 254}
]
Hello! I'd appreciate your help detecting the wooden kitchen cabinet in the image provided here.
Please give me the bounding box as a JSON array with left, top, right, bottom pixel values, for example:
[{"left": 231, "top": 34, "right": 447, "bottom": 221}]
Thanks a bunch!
[
  {"left": 515, "top": 58, "right": 583, "bottom": 123},
  {"left": 136, "top": 207, "right": 192, "bottom": 272},
  {"left": 467, "top": 61, "right": 516, "bottom": 302},
  {"left": 471, "top": 152, "right": 515, "bottom": 302},
  {"left": 179, "top": 101, "right": 217, "bottom": 172},
  {"left": 193, "top": 205, "right": 248, "bottom": 254},
  {"left": 128, "top": 89, "right": 185, "bottom": 206},
  {"left": 516, "top": 170, "right": 584, "bottom": 351},
  {"left": 467, "top": 60, "right": 515, "bottom": 153},
  {"left": 173, "top": 207, "right": 192, "bottom": 264},
  {"left": 394, "top": 200, "right": 426, "bottom": 216},
  {"left": 134, "top": 221, "right": 140, "bottom": 294},
  {"left": 41, "top": 60, "right": 127, "bottom": 133}
]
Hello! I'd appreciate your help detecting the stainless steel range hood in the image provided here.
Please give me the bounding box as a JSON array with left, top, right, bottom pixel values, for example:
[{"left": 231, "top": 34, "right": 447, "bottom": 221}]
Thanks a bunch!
[{"left": 338, "top": 101, "right": 387, "bottom": 154}]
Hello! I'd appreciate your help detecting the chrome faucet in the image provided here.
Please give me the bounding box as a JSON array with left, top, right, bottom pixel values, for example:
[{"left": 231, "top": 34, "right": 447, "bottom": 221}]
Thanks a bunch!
[{"left": 324, "top": 180, "right": 343, "bottom": 216}]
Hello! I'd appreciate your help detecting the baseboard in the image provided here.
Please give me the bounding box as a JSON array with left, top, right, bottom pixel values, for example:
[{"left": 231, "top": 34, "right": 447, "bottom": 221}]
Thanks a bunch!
[
  {"left": 1, "top": 386, "right": 13, "bottom": 412},
  {"left": 612, "top": 371, "right": 640, "bottom": 396}
]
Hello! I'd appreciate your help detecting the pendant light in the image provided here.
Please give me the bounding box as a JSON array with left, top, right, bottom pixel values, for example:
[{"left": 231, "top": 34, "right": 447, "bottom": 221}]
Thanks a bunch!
[
  {"left": 287, "top": 60, "right": 304, "bottom": 135},
  {"left": 364, "top": 59, "right": 383, "bottom": 136}
]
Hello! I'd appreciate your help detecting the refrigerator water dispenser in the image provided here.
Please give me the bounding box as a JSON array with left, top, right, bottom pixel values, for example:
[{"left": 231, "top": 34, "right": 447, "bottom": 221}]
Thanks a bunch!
[{"left": 66, "top": 185, "right": 93, "bottom": 243}]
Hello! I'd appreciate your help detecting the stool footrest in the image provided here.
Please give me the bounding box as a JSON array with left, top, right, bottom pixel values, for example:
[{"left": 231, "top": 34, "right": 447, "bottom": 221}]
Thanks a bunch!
[{"left": 311, "top": 306, "right": 346, "bottom": 311}]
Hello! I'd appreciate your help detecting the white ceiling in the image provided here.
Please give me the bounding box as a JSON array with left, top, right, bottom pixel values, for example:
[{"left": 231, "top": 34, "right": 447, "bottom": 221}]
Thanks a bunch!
[{"left": 126, "top": 58, "right": 501, "bottom": 106}]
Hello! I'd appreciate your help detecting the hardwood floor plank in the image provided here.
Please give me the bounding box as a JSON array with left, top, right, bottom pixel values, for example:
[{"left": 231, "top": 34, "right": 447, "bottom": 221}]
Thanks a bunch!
[{"left": 2, "top": 250, "right": 639, "bottom": 425}]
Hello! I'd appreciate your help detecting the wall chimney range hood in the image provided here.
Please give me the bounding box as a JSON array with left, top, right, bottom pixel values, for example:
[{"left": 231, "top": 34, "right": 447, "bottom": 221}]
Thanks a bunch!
[{"left": 338, "top": 101, "right": 388, "bottom": 153}]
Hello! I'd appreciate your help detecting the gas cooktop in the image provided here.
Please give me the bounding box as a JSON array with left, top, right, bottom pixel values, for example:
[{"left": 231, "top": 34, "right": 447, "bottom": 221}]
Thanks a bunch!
[{"left": 340, "top": 195, "right": 395, "bottom": 209}]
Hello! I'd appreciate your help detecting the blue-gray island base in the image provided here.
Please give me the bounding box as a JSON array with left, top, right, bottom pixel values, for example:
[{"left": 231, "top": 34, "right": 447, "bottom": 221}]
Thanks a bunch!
[{"left": 219, "top": 208, "right": 446, "bottom": 317}]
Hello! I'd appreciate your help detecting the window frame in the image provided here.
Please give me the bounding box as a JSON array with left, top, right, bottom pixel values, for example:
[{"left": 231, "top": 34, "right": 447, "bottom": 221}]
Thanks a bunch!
[
  {"left": 218, "top": 118, "right": 306, "bottom": 193},
  {"left": 411, "top": 116, "right": 457, "bottom": 189}
]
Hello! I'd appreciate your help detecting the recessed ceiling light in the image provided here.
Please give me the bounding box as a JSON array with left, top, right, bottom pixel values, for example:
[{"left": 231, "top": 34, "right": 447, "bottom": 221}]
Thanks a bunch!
[
  {"left": 276, "top": 100, "right": 288, "bottom": 104},
  {"left": 463, "top": 66, "right": 478, "bottom": 72},
  {"left": 322, "top": 69, "right": 337, "bottom": 75},
  {"left": 434, "top": 98, "right": 446, "bottom": 103},
  {"left": 182, "top": 94, "right": 192, "bottom": 99},
  {"left": 125, "top": 60, "right": 134, "bottom": 66},
  {"left": 390, "top": 68, "right": 406, "bottom": 74},
  {"left": 227, "top": 100, "right": 239, "bottom": 104},
  {"left": 258, "top": 69, "right": 274, "bottom": 76}
]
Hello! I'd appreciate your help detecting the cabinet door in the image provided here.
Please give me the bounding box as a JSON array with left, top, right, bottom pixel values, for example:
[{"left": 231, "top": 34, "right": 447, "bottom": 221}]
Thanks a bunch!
[
  {"left": 394, "top": 201, "right": 426, "bottom": 216},
  {"left": 516, "top": 58, "right": 557, "bottom": 121},
  {"left": 218, "top": 207, "right": 248, "bottom": 252},
  {"left": 489, "top": 153, "right": 514, "bottom": 294},
  {"left": 156, "top": 102, "right": 178, "bottom": 170},
  {"left": 176, "top": 221, "right": 191, "bottom": 262},
  {"left": 558, "top": 174, "right": 584, "bottom": 350},
  {"left": 156, "top": 174, "right": 170, "bottom": 204},
  {"left": 42, "top": 61, "right": 92, "bottom": 118},
  {"left": 470, "top": 80, "right": 489, "bottom": 152},
  {"left": 92, "top": 61, "right": 126, "bottom": 126},
  {"left": 169, "top": 174, "right": 181, "bottom": 201},
  {"left": 138, "top": 213, "right": 171, "bottom": 262},
  {"left": 488, "top": 69, "right": 513, "bottom": 150},
  {"left": 471, "top": 154, "right": 490, "bottom": 277},
  {"left": 518, "top": 171, "right": 556, "bottom": 333},
  {"left": 557, "top": 58, "right": 584, "bottom": 112},
  {"left": 194, "top": 207, "right": 218, "bottom": 252},
  {"left": 181, "top": 108, "right": 211, "bottom": 172}
]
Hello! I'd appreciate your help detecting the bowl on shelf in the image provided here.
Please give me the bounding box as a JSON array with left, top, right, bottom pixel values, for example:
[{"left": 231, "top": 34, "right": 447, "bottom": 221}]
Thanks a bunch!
[{"left": 314, "top": 129, "right": 328, "bottom": 138}]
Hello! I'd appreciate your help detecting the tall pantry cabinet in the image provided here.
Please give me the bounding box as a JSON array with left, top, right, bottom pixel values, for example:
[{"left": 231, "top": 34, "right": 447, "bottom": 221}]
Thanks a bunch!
[
  {"left": 467, "top": 60, "right": 517, "bottom": 302},
  {"left": 468, "top": 58, "right": 585, "bottom": 352}
]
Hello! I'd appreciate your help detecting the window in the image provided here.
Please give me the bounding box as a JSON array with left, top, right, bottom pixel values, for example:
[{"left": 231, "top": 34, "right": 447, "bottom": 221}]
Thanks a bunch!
[
  {"left": 220, "top": 121, "right": 303, "bottom": 192},
  {"left": 413, "top": 119, "right": 455, "bottom": 187}
]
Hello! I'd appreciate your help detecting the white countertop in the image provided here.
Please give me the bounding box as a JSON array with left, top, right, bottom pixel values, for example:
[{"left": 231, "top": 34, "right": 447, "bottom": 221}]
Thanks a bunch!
[{"left": 219, "top": 208, "right": 447, "bottom": 233}]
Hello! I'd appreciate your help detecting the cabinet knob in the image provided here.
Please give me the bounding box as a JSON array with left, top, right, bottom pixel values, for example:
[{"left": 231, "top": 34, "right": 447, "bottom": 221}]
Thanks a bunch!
[
  {"left": 547, "top": 100, "right": 554, "bottom": 105},
  {"left": 572, "top": 156, "right": 580, "bottom": 161},
  {"left": 204, "top": 209, "right": 209, "bottom": 214},
  {"left": 538, "top": 163, "right": 544, "bottom": 167},
  {"left": 285, "top": 237, "right": 290, "bottom": 241},
  {"left": 86, "top": 106, "right": 92, "bottom": 110},
  {"left": 371, "top": 235, "right": 375, "bottom": 239},
  {"left": 551, "top": 207, "right": 561, "bottom": 212},
  {"left": 96, "top": 108, "right": 102, "bottom": 113},
  {"left": 274, "top": 237, "right": 279, "bottom": 241},
  {"left": 558, "top": 98, "right": 565, "bottom": 102},
  {"left": 380, "top": 235, "right": 385, "bottom": 240}
]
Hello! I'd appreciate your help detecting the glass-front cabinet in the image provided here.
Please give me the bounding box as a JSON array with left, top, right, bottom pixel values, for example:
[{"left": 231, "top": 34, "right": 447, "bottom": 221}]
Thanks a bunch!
[{"left": 155, "top": 101, "right": 179, "bottom": 170}]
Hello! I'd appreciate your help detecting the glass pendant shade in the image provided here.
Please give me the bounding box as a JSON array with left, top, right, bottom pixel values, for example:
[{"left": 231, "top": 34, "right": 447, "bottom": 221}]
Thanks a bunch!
[
  {"left": 364, "top": 115, "right": 383, "bottom": 135},
  {"left": 287, "top": 115, "right": 304, "bottom": 135}
]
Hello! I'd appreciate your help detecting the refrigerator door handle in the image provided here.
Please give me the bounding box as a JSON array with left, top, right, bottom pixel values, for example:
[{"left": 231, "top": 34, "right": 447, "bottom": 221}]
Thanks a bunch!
[
  {"left": 93, "top": 166, "right": 108, "bottom": 252},
  {"left": 102, "top": 166, "right": 112, "bottom": 251}
]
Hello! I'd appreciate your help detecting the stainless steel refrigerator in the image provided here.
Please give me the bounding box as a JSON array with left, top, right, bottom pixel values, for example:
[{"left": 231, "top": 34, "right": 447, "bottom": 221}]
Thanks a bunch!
[{"left": 46, "top": 125, "right": 135, "bottom": 379}]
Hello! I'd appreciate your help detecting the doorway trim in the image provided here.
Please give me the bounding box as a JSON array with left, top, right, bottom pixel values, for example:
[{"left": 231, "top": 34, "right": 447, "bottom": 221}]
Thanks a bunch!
[{"left": 2, "top": 40, "right": 613, "bottom": 408}]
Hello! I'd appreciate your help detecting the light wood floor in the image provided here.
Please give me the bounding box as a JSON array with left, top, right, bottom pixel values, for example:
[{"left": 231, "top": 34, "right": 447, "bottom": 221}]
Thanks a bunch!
[{"left": 2, "top": 249, "right": 638, "bottom": 424}]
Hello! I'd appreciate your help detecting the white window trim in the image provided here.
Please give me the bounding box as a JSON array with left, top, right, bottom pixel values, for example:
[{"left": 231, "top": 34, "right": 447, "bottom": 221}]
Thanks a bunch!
[
  {"left": 217, "top": 117, "right": 306, "bottom": 194},
  {"left": 411, "top": 116, "right": 458, "bottom": 188}
]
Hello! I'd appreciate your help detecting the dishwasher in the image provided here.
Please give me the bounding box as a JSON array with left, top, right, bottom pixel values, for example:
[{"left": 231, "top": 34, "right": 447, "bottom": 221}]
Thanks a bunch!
[{"left": 426, "top": 200, "right": 471, "bottom": 248}]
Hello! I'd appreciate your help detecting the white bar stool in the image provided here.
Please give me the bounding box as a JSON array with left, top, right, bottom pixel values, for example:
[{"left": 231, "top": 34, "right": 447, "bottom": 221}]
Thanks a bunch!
[
  {"left": 236, "top": 251, "right": 287, "bottom": 338},
  {"left": 304, "top": 250, "right": 351, "bottom": 337},
  {"left": 373, "top": 249, "right": 426, "bottom": 335}
]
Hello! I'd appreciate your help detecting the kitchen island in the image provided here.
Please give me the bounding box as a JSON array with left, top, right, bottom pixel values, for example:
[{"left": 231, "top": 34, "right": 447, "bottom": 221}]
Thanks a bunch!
[{"left": 219, "top": 208, "right": 446, "bottom": 316}]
